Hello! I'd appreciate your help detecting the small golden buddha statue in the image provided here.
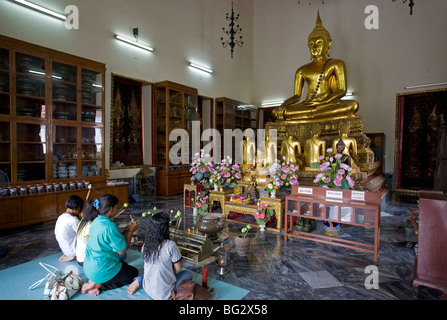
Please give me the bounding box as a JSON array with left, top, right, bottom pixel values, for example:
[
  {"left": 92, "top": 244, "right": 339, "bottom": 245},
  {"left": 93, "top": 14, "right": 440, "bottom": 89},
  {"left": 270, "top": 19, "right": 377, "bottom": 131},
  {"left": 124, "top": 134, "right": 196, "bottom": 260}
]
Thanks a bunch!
[
  {"left": 280, "top": 129, "right": 301, "bottom": 165},
  {"left": 240, "top": 135, "right": 256, "bottom": 166},
  {"left": 273, "top": 11, "right": 359, "bottom": 122},
  {"left": 304, "top": 123, "right": 326, "bottom": 167}
]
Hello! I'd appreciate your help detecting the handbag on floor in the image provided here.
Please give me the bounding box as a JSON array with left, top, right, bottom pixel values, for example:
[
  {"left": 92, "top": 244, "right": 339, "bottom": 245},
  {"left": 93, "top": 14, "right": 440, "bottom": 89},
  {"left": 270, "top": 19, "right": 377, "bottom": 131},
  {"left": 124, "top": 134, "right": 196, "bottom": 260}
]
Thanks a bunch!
[
  {"left": 171, "top": 280, "right": 211, "bottom": 300},
  {"left": 28, "top": 262, "right": 83, "bottom": 300}
]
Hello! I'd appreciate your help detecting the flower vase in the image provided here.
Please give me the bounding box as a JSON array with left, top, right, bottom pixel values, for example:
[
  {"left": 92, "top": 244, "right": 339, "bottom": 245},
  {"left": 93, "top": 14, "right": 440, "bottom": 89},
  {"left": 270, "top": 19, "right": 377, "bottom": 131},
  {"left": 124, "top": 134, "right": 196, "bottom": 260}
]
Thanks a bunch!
[
  {"left": 270, "top": 190, "right": 276, "bottom": 198},
  {"left": 259, "top": 224, "right": 266, "bottom": 232},
  {"left": 193, "top": 207, "right": 198, "bottom": 217},
  {"left": 214, "top": 185, "right": 219, "bottom": 191},
  {"left": 234, "top": 236, "right": 250, "bottom": 256}
]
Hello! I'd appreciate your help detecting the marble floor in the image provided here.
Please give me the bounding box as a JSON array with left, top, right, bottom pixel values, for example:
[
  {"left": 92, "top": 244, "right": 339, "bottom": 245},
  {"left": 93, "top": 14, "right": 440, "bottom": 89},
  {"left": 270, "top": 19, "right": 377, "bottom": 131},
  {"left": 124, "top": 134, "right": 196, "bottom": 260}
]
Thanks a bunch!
[{"left": 0, "top": 192, "right": 444, "bottom": 300}]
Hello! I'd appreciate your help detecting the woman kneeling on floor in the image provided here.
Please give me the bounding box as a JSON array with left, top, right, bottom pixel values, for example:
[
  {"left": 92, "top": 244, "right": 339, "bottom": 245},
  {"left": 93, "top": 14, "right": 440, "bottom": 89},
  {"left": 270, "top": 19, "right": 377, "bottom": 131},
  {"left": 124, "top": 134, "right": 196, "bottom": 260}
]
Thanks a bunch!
[
  {"left": 127, "top": 212, "right": 192, "bottom": 300},
  {"left": 81, "top": 194, "right": 138, "bottom": 296}
]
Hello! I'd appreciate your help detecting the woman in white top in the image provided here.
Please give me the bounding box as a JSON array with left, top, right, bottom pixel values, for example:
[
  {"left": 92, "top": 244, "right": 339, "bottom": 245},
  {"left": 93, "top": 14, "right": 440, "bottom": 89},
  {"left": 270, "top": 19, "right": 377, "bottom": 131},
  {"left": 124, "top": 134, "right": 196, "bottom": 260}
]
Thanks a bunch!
[
  {"left": 76, "top": 199, "right": 98, "bottom": 265},
  {"left": 54, "top": 195, "right": 84, "bottom": 262}
]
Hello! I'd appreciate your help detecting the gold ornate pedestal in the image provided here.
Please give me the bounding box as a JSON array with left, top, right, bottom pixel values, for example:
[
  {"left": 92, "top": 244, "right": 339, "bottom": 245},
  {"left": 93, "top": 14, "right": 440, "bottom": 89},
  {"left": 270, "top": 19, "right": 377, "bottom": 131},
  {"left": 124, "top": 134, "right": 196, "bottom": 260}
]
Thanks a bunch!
[
  {"left": 223, "top": 197, "right": 285, "bottom": 232},
  {"left": 265, "top": 115, "right": 385, "bottom": 192}
]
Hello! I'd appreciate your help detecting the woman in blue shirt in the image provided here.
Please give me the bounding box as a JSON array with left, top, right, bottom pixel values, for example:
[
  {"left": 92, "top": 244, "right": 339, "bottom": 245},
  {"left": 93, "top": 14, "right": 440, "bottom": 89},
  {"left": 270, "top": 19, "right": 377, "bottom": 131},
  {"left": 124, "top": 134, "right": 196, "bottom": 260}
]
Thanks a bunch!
[{"left": 81, "top": 194, "right": 138, "bottom": 296}]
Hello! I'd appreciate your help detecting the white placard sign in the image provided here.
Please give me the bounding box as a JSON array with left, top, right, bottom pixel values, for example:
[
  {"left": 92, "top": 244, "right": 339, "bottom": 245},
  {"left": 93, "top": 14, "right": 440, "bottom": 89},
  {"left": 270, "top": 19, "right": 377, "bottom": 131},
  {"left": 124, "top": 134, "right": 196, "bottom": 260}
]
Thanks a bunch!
[
  {"left": 325, "top": 190, "right": 343, "bottom": 199},
  {"left": 298, "top": 187, "right": 313, "bottom": 195},
  {"left": 351, "top": 191, "right": 365, "bottom": 201}
]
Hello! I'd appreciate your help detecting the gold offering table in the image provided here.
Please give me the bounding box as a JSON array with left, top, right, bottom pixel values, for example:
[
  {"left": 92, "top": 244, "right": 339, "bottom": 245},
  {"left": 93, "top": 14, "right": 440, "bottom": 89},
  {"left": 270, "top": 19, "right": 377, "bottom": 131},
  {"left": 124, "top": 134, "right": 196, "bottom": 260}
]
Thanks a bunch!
[
  {"left": 285, "top": 185, "right": 381, "bottom": 261},
  {"left": 209, "top": 189, "right": 233, "bottom": 211},
  {"left": 223, "top": 197, "right": 285, "bottom": 232}
]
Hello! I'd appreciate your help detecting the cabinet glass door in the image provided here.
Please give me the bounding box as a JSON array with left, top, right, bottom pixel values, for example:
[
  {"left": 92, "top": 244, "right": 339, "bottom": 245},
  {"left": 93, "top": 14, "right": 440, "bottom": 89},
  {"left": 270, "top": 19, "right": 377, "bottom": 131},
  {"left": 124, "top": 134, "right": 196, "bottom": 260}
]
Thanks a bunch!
[
  {"left": 0, "top": 121, "right": 11, "bottom": 182},
  {"left": 155, "top": 87, "right": 167, "bottom": 172},
  {"left": 52, "top": 61, "right": 77, "bottom": 121},
  {"left": 15, "top": 52, "right": 46, "bottom": 119},
  {"left": 53, "top": 125, "right": 78, "bottom": 179},
  {"left": 81, "top": 69, "right": 103, "bottom": 124},
  {"left": 16, "top": 123, "right": 46, "bottom": 182},
  {"left": 81, "top": 127, "right": 102, "bottom": 177},
  {"left": 184, "top": 93, "right": 197, "bottom": 132},
  {"left": 0, "top": 47, "right": 9, "bottom": 115}
]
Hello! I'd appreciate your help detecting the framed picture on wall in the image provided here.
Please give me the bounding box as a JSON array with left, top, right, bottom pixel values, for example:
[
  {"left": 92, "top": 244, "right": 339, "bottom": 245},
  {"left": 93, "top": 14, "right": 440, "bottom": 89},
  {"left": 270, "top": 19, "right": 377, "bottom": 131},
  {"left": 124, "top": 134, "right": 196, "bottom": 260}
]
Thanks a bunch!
[
  {"left": 393, "top": 88, "right": 447, "bottom": 195},
  {"left": 110, "top": 73, "right": 151, "bottom": 169}
]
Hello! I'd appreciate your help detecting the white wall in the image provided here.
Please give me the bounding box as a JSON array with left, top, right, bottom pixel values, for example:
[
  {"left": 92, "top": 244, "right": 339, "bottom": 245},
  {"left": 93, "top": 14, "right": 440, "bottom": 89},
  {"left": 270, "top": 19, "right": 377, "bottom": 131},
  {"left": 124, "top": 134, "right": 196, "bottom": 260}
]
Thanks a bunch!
[
  {"left": 0, "top": 0, "right": 254, "bottom": 179},
  {"left": 253, "top": 0, "right": 447, "bottom": 174}
]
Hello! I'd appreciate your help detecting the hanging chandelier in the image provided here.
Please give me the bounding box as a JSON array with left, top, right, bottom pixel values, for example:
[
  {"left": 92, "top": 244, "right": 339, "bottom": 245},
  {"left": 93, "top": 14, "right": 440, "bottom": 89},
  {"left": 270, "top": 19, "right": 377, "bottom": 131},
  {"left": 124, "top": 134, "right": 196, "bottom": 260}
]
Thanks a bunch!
[
  {"left": 392, "top": 0, "right": 415, "bottom": 15},
  {"left": 221, "top": 0, "right": 243, "bottom": 59}
]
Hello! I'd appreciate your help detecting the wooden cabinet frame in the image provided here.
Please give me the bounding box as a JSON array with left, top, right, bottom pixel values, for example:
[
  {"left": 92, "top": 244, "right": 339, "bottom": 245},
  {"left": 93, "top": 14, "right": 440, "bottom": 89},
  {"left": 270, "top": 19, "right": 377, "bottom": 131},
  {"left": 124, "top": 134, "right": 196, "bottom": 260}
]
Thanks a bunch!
[{"left": 285, "top": 185, "right": 381, "bottom": 261}]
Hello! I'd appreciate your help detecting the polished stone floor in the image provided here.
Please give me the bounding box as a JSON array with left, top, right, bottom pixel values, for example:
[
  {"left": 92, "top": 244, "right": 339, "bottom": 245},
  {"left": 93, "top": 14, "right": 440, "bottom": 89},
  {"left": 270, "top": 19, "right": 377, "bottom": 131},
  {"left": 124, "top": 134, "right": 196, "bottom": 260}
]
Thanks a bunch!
[{"left": 0, "top": 192, "right": 444, "bottom": 300}]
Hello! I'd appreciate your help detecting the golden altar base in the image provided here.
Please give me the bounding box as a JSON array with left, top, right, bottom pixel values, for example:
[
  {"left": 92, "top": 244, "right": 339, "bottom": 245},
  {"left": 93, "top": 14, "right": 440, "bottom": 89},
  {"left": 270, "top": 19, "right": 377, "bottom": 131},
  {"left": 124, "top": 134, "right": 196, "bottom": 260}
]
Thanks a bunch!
[{"left": 265, "top": 115, "right": 386, "bottom": 192}]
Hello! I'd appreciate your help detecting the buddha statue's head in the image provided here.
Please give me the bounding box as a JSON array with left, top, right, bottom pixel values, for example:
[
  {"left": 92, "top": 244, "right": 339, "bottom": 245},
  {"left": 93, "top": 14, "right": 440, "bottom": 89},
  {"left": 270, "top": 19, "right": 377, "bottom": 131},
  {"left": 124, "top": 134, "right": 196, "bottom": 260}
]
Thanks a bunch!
[
  {"left": 308, "top": 11, "right": 332, "bottom": 59},
  {"left": 336, "top": 138, "right": 345, "bottom": 154}
]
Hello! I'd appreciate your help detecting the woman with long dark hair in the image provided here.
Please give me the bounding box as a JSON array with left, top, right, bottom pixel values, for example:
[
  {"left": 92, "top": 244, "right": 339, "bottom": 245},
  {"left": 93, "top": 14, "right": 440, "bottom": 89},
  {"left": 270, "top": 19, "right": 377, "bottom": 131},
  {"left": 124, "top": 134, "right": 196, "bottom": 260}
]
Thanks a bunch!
[
  {"left": 75, "top": 199, "right": 98, "bottom": 266},
  {"left": 127, "top": 212, "right": 192, "bottom": 299},
  {"left": 81, "top": 194, "right": 138, "bottom": 296}
]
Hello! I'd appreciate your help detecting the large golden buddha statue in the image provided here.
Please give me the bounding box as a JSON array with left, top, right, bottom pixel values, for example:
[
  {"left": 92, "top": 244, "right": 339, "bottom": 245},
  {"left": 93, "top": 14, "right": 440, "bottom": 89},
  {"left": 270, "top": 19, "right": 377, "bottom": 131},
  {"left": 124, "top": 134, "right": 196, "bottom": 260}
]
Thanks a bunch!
[{"left": 273, "top": 11, "right": 359, "bottom": 122}]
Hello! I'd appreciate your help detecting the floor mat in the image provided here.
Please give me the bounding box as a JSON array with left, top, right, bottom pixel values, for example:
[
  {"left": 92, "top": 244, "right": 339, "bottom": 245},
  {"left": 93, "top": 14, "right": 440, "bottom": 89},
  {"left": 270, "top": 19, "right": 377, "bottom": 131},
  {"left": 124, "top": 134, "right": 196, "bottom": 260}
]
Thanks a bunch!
[{"left": 0, "top": 249, "right": 249, "bottom": 300}]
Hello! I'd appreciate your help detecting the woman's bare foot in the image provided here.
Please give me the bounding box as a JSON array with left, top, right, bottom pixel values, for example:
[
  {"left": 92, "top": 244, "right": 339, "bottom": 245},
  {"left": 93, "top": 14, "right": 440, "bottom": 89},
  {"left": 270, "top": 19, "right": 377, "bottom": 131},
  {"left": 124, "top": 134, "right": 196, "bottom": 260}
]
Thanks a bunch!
[
  {"left": 127, "top": 279, "right": 139, "bottom": 295},
  {"left": 88, "top": 287, "right": 101, "bottom": 296},
  {"left": 59, "top": 254, "right": 75, "bottom": 262},
  {"left": 81, "top": 280, "right": 101, "bottom": 296}
]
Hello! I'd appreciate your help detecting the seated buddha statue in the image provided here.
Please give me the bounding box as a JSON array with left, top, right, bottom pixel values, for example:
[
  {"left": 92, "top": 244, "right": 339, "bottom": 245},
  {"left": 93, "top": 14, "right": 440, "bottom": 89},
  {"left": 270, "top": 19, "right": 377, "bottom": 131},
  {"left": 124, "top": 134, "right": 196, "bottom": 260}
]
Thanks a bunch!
[{"left": 273, "top": 11, "right": 359, "bottom": 122}]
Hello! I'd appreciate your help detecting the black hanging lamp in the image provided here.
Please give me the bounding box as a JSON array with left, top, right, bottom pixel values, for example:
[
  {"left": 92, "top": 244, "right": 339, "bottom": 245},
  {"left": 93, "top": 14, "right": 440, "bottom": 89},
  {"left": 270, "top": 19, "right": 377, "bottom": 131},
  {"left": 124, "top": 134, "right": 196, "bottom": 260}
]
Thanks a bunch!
[
  {"left": 221, "top": 0, "right": 243, "bottom": 58},
  {"left": 392, "top": 0, "right": 415, "bottom": 15}
]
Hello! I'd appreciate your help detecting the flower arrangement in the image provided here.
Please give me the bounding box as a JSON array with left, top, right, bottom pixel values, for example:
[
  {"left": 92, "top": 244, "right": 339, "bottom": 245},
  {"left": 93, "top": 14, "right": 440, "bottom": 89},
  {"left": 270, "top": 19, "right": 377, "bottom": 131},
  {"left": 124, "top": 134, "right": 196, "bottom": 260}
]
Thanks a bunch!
[
  {"left": 190, "top": 149, "right": 214, "bottom": 182},
  {"left": 253, "top": 203, "right": 274, "bottom": 226},
  {"left": 209, "top": 156, "right": 242, "bottom": 189},
  {"left": 313, "top": 148, "right": 355, "bottom": 190},
  {"left": 196, "top": 194, "right": 209, "bottom": 215},
  {"left": 265, "top": 158, "right": 299, "bottom": 192}
]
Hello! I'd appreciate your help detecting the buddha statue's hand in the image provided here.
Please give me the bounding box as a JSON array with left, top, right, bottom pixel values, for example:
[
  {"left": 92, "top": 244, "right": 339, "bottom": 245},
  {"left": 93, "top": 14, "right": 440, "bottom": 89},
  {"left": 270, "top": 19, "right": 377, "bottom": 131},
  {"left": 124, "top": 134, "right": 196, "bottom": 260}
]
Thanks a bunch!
[{"left": 273, "top": 105, "right": 285, "bottom": 120}]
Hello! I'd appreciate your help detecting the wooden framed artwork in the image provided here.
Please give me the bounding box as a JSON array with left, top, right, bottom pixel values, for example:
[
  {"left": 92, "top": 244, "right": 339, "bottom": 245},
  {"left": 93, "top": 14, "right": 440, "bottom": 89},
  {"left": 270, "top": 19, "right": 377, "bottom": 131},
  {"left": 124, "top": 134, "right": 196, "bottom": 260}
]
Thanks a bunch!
[
  {"left": 393, "top": 88, "right": 447, "bottom": 195},
  {"left": 110, "top": 74, "right": 151, "bottom": 169}
]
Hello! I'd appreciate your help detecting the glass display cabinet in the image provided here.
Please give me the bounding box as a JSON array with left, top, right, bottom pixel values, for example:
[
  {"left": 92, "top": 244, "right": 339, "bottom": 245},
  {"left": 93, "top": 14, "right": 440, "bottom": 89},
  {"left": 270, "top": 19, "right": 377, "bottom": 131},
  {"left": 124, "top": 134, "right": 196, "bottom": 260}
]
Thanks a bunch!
[
  {"left": 154, "top": 81, "right": 198, "bottom": 196},
  {"left": 0, "top": 35, "right": 105, "bottom": 186},
  {"left": 215, "top": 97, "right": 258, "bottom": 159},
  {"left": 0, "top": 35, "right": 121, "bottom": 230}
]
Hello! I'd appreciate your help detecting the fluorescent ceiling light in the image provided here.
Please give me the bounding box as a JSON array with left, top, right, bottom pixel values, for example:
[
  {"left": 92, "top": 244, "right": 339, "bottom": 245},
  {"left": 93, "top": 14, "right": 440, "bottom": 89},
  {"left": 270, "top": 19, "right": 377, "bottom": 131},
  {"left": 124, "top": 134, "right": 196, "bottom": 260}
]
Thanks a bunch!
[
  {"left": 189, "top": 62, "right": 213, "bottom": 74},
  {"left": 114, "top": 34, "right": 154, "bottom": 52},
  {"left": 13, "top": 0, "right": 66, "bottom": 20},
  {"left": 261, "top": 100, "right": 284, "bottom": 107}
]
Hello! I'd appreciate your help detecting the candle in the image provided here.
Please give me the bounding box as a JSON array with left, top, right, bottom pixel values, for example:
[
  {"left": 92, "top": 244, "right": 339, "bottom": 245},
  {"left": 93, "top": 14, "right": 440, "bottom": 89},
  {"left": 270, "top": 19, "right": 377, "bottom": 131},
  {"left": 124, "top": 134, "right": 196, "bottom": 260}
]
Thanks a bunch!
[
  {"left": 219, "top": 257, "right": 225, "bottom": 265},
  {"left": 202, "top": 267, "right": 208, "bottom": 289}
]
